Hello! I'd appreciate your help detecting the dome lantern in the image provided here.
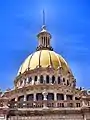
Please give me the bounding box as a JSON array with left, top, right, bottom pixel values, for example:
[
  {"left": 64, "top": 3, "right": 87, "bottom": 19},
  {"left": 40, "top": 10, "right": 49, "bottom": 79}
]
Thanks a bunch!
[{"left": 36, "top": 10, "right": 53, "bottom": 51}]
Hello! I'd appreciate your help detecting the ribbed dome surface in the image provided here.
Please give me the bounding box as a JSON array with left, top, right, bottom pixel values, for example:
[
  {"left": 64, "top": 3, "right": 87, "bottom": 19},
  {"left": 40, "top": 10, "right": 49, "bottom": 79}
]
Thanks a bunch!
[{"left": 17, "top": 50, "right": 70, "bottom": 75}]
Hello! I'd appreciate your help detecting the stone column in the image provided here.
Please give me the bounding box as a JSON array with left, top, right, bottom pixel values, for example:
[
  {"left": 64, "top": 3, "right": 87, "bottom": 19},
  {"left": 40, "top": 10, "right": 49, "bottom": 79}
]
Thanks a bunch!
[
  {"left": 37, "top": 76, "right": 40, "bottom": 84},
  {"left": 45, "top": 36, "right": 46, "bottom": 47},
  {"left": 32, "top": 93, "right": 36, "bottom": 108},
  {"left": 44, "top": 36, "right": 46, "bottom": 46},
  {"left": 44, "top": 75, "right": 46, "bottom": 84},
  {"left": 64, "top": 94, "right": 67, "bottom": 100},
  {"left": 23, "top": 94, "right": 27, "bottom": 106},
  {"left": 64, "top": 94, "right": 67, "bottom": 107},
  {"left": 24, "top": 95, "right": 27, "bottom": 101},
  {"left": 73, "top": 95, "right": 75, "bottom": 107},
  {"left": 32, "top": 76, "right": 34, "bottom": 85},
  {"left": 50, "top": 75, "right": 52, "bottom": 84},
  {"left": 54, "top": 93, "right": 57, "bottom": 101},
  {"left": 39, "top": 37, "right": 41, "bottom": 46},
  {"left": 15, "top": 97, "right": 18, "bottom": 107},
  {"left": 42, "top": 89, "right": 48, "bottom": 109},
  {"left": 34, "top": 93, "right": 36, "bottom": 101},
  {"left": 82, "top": 96, "right": 88, "bottom": 107},
  {"left": 4, "top": 115, "right": 7, "bottom": 120},
  {"left": 54, "top": 93, "right": 57, "bottom": 107},
  {"left": 73, "top": 96, "right": 75, "bottom": 100},
  {"left": 55, "top": 76, "right": 58, "bottom": 84},
  {"left": 22, "top": 79, "right": 25, "bottom": 86},
  {"left": 26, "top": 77, "right": 29, "bottom": 85},
  {"left": 47, "top": 37, "right": 50, "bottom": 46},
  {"left": 84, "top": 114, "right": 86, "bottom": 120}
]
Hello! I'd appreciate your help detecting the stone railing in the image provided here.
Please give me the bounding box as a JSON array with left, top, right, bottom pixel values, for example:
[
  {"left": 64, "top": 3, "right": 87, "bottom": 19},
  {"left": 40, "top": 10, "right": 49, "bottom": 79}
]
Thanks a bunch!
[{"left": 8, "top": 100, "right": 82, "bottom": 109}]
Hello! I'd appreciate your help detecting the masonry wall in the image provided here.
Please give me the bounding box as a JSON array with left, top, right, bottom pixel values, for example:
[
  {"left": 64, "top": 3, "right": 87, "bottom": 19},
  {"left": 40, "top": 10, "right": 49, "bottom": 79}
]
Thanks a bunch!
[{"left": 7, "top": 114, "right": 89, "bottom": 120}]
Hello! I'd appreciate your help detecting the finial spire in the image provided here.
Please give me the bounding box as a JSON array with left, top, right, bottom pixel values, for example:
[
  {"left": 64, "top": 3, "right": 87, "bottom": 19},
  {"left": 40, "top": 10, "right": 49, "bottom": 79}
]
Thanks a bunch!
[
  {"left": 42, "top": 10, "right": 46, "bottom": 30},
  {"left": 43, "top": 10, "right": 45, "bottom": 26}
]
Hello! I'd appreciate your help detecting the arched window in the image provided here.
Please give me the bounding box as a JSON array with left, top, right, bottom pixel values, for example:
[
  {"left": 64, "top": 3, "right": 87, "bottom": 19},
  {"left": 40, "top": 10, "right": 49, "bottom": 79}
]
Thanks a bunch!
[
  {"left": 18, "top": 96, "right": 24, "bottom": 108},
  {"left": 58, "top": 76, "right": 61, "bottom": 84},
  {"left": 35, "top": 76, "right": 37, "bottom": 81},
  {"left": 47, "top": 93, "right": 54, "bottom": 100},
  {"left": 18, "top": 96, "right": 24, "bottom": 102},
  {"left": 63, "top": 78, "right": 65, "bottom": 82},
  {"left": 36, "top": 93, "right": 43, "bottom": 101},
  {"left": 27, "top": 94, "right": 33, "bottom": 101},
  {"left": 28, "top": 77, "right": 32, "bottom": 83},
  {"left": 52, "top": 75, "right": 55, "bottom": 84},
  {"left": 57, "top": 94, "right": 64, "bottom": 100},
  {"left": 40, "top": 75, "right": 43, "bottom": 83},
  {"left": 46, "top": 75, "right": 49, "bottom": 83},
  {"left": 67, "top": 95, "right": 72, "bottom": 100}
]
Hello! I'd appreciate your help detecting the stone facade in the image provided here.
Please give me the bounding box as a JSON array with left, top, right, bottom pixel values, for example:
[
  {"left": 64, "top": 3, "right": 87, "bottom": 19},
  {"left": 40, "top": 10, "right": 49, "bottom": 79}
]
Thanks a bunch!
[{"left": 6, "top": 108, "right": 90, "bottom": 120}]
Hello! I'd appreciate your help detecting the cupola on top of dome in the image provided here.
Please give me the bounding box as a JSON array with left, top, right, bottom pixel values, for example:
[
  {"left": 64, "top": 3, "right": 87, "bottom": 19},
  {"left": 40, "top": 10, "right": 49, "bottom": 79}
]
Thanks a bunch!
[{"left": 36, "top": 10, "right": 53, "bottom": 51}]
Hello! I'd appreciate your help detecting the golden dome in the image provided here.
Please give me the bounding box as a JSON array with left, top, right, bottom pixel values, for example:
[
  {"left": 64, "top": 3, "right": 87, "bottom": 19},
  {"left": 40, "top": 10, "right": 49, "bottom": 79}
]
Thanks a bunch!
[{"left": 17, "top": 50, "right": 70, "bottom": 75}]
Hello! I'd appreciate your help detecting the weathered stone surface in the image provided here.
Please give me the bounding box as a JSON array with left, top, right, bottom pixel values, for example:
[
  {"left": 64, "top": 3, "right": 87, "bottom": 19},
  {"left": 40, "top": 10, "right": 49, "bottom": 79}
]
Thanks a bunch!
[{"left": 7, "top": 113, "right": 90, "bottom": 120}]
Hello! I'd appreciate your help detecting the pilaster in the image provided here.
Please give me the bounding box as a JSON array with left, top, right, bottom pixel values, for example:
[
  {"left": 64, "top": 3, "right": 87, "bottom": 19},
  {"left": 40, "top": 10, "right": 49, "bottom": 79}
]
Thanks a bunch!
[
  {"left": 64, "top": 94, "right": 67, "bottom": 100},
  {"left": 54, "top": 93, "right": 57, "bottom": 101},
  {"left": 44, "top": 75, "right": 46, "bottom": 84},
  {"left": 34, "top": 93, "right": 36, "bottom": 101},
  {"left": 26, "top": 77, "right": 29, "bottom": 84},
  {"left": 64, "top": 94, "right": 67, "bottom": 107}
]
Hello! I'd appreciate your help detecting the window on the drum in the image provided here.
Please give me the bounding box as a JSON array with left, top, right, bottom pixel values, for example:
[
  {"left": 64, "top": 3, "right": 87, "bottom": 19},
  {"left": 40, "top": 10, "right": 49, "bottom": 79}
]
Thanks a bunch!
[
  {"left": 58, "top": 76, "right": 61, "bottom": 84},
  {"left": 35, "top": 76, "right": 37, "bottom": 81},
  {"left": 52, "top": 75, "right": 55, "bottom": 84},
  {"left": 46, "top": 75, "right": 49, "bottom": 83},
  {"left": 40, "top": 75, "right": 43, "bottom": 83},
  {"left": 28, "top": 77, "right": 32, "bottom": 83}
]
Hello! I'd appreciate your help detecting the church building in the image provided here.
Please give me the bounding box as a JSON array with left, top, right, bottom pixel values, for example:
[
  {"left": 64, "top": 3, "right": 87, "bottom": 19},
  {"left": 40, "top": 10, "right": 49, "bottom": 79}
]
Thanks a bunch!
[{"left": 0, "top": 12, "right": 90, "bottom": 120}]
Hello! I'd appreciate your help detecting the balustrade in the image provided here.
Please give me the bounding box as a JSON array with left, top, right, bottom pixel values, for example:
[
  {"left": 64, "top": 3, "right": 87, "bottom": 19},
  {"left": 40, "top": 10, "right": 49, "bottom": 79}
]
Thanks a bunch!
[{"left": 9, "top": 100, "right": 82, "bottom": 109}]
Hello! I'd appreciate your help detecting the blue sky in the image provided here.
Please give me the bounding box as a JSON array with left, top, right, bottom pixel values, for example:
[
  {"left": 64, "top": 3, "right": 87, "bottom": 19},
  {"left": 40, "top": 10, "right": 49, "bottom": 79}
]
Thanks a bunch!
[{"left": 0, "top": 0, "right": 90, "bottom": 91}]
